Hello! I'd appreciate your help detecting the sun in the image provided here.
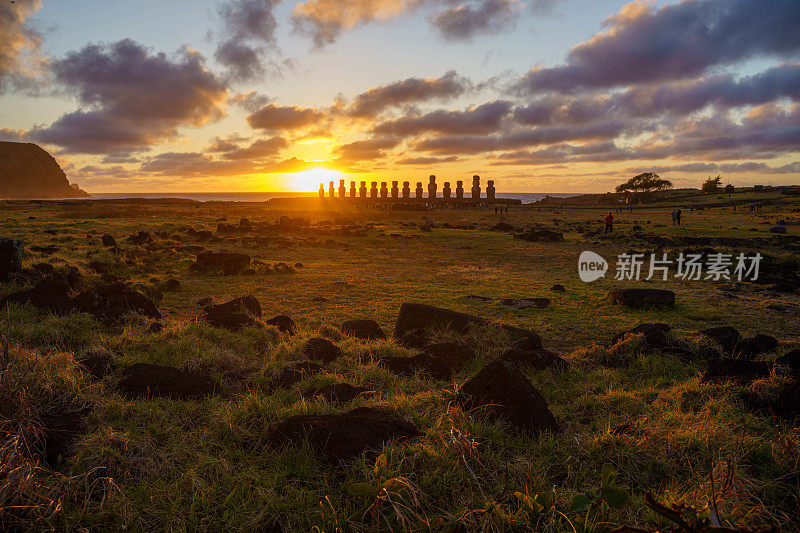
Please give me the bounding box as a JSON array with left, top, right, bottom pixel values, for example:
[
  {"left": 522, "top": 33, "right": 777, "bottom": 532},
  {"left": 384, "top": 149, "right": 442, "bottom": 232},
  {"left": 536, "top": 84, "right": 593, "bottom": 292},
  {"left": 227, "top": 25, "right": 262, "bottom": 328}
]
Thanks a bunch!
[{"left": 287, "top": 168, "right": 345, "bottom": 192}]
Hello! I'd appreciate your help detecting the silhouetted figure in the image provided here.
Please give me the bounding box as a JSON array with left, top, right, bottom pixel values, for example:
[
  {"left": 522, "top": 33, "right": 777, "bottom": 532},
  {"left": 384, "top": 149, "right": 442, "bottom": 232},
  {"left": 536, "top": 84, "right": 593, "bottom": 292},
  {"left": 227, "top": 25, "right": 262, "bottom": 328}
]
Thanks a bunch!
[
  {"left": 605, "top": 212, "right": 614, "bottom": 233},
  {"left": 676, "top": 208, "right": 681, "bottom": 225}
]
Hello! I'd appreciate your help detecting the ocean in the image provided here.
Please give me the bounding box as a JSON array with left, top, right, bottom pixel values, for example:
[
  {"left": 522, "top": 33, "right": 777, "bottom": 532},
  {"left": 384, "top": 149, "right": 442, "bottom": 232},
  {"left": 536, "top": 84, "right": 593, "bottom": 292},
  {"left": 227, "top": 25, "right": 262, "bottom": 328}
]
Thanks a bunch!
[{"left": 84, "top": 192, "right": 580, "bottom": 203}]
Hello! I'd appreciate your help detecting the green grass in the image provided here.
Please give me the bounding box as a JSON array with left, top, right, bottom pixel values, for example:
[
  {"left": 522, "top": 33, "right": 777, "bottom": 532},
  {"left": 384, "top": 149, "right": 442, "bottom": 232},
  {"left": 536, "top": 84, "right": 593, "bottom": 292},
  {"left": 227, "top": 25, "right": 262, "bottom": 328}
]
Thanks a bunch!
[{"left": 1, "top": 197, "right": 798, "bottom": 531}]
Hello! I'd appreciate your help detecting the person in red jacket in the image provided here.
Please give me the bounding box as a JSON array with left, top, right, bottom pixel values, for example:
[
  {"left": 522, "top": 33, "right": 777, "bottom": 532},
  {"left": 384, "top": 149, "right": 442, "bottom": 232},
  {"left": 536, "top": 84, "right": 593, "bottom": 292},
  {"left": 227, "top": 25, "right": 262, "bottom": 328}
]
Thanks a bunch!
[{"left": 605, "top": 212, "right": 614, "bottom": 233}]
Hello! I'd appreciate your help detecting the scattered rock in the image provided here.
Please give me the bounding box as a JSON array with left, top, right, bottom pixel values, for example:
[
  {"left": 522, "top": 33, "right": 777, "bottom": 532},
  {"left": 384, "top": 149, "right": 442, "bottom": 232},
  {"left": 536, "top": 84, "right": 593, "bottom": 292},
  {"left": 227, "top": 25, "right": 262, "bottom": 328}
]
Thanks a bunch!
[
  {"left": 127, "top": 231, "right": 154, "bottom": 246},
  {"left": 76, "top": 349, "right": 115, "bottom": 379},
  {"left": 100, "top": 234, "right": 117, "bottom": 247},
  {"left": 162, "top": 278, "right": 181, "bottom": 292},
  {"left": 146, "top": 322, "right": 164, "bottom": 334},
  {"left": 0, "top": 277, "right": 75, "bottom": 314},
  {"left": 702, "top": 359, "right": 772, "bottom": 384},
  {"left": 117, "top": 363, "right": 218, "bottom": 399},
  {"left": 304, "top": 383, "right": 369, "bottom": 403},
  {"left": 194, "top": 251, "right": 251, "bottom": 275},
  {"left": 612, "top": 323, "right": 671, "bottom": 349},
  {"left": 341, "top": 319, "right": 386, "bottom": 340},
  {"left": 699, "top": 327, "right": 742, "bottom": 354},
  {"left": 393, "top": 302, "right": 540, "bottom": 348},
  {"left": 302, "top": 337, "right": 343, "bottom": 363},
  {"left": 500, "top": 297, "right": 550, "bottom": 310},
  {"left": 32, "top": 262, "right": 54, "bottom": 276},
  {"left": 456, "top": 360, "right": 560, "bottom": 434},
  {"left": 375, "top": 352, "right": 455, "bottom": 380},
  {"left": 273, "top": 361, "right": 323, "bottom": 388},
  {"left": 268, "top": 407, "right": 422, "bottom": 463},
  {"left": 738, "top": 334, "right": 779, "bottom": 358},
  {"left": 266, "top": 315, "right": 296, "bottom": 335},
  {"left": 769, "top": 226, "right": 787, "bottom": 234},
  {"left": 204, "top": 295, "right": 261, "bottom": 317},
  {"left": 196, "top": 297, "right": 213, "bottom": 307},
  {"left": 550, "top": 284, "right": 566, "bottom": 292},
  {"left": 775, "top": 350, "right": 800, "bottom": 375},
  {"left": 0, "top": 238, "right": 23, "bottom": 282},
  {"left": 75, "top": 282, "right": 162, "bottom": 324},
  {"left": 746, "top": 380, "right": 800, "bottom": 422},
  {"left": 88, "top": 261, "right": 109, "bottom": 274},
  {"left": 462, "top": 294, "right": 492, "bottom": 301},
  {"left": 606, "top": 288, "right": 675, "bottom": 309},
  {"left": 205, "top": 310, "right": 258, "bottom": 331}
]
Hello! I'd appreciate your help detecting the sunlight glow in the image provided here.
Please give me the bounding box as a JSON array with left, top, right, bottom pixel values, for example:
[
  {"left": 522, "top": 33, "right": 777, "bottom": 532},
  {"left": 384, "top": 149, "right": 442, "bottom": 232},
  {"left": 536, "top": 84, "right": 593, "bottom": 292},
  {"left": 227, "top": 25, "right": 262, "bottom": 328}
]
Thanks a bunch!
[{"left": 287, "top": 168, "right": 345, "bottom": 192}]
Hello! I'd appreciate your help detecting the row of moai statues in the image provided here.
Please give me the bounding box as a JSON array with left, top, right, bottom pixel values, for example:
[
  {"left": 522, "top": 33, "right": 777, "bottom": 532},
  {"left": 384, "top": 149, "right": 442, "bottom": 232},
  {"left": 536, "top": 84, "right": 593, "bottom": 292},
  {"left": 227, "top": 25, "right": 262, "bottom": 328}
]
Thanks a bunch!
[{"left": 319, "top": 175, "right": 496, "bottom": 201}]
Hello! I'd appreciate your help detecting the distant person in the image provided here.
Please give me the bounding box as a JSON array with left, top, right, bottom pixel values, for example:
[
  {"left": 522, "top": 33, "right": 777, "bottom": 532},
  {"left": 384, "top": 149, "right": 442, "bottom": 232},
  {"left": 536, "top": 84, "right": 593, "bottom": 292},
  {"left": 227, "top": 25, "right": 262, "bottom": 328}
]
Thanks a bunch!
[
  {"left": 505, "top": 205, "right": 509, "bottom": 214},
  {"left": 604, "top": 212, "right": 614, "bottom": 233},
  {"left": 676, "top": 208, "right": 681, "bottom": 225},
  {"left": 671, "top": 209, "right": 678, "bottom": 226}
]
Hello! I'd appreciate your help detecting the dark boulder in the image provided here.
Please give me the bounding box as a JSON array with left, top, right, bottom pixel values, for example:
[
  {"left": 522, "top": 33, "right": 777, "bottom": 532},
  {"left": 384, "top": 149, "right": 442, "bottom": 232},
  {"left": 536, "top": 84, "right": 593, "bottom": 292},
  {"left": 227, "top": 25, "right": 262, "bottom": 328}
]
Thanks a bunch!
[
  {"left": 273, "top": 361, "right": 323, "bottom": 388},
  {"left": 702, "top": 359, "right": 772, "bottom": 384},
  {"left": 0, "top": 277, "right": 75, "bottom": 314},
  {"left": 266, "top": 315, "right": 296, "bottom": 335},
  {"left": 117, "top": 363, "right": 218, "bottom": 400},
  {"left": 301, "top": 337, "right": 343, "bottom": 363},
  {"left": 146, "top": 322, "right": 164, "bottom": 334},
  {"left": 612, "top": 323, "right": 671, "bottom": 349},
  {"left": 127, "top": 231, "right": 154, "bottom": 246},
  {"left": 746, "top": 380, "right": 800, "bottom": 422},
  {"left": 76, "top": 349, "right": 115, "bottom": 379},
  {"left": 304, "top": 383, "right": 369, "bottom": 403},
  {"left": 738, "top": 334, "right": 779, "bottom": 359},
  {"left": 393, "top": 302, "right": 540, "bottom": 348},
  {"left": 75, "top": 282, "right": 162, "bottom": 324},
  {"left": 204, "top": 295, "right": 261, "bottom": 317},
  {"left": 205, "top": 311, "right": 258, "bottom": 331},
  {"left": 606, "top": 288, "right": 675, "bottom": 309},
  {"left": 268, "top": 407, "right": 422, "bottom": 463},
  {"left": 32, "top": 262, "right": 54, "bottom": 276},
  {"left": 550, "top": 284, "right": 566, "bottom": 292},
  {"left": 341, "top": 319, "right": 386, "bottom": 340},
  {"left": 775, "top": 350, "right": 800, "bottom": 375},
  {"left": 88, "top": 261, "right": 109, "bottom": 274},
  {"left": 162, "top": 278, "right": 181, "bottom": 292},
  {"left": 195, "top": 251, "right": 251, "bottom": 275},
  {"left": 0, "top": 238, "right": 24, "bottom": 282},
  {"left": 100, "top": 234, "right": 117, "bottom": 247},
  {"left": 456, "top": 360, "right": 560, "bottom": 434},
  {"left": 699, "top": 327, "right": 742, "bottom": 354}
]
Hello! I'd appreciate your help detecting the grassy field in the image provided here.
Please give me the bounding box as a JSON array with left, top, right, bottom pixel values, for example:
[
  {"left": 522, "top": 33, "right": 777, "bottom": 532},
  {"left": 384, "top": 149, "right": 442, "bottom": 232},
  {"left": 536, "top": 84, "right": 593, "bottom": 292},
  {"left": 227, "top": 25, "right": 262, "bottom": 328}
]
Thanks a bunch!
[{"left": 1, "top": 191, "right": 799, "bottom": 532}]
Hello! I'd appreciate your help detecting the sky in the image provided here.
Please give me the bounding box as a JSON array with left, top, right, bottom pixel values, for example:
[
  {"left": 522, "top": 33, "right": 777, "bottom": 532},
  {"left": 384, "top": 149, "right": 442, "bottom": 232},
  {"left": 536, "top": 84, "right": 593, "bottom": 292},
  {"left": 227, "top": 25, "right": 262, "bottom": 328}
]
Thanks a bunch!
[{"left": 0, "top": 0, "right": 799, "bottom": 193}]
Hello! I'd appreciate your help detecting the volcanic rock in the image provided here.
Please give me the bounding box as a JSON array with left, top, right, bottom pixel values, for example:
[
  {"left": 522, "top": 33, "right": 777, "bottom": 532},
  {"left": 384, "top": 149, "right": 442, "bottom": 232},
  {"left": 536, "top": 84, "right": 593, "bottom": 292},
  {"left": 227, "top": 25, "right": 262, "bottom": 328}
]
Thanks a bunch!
[{"left": 268, "top": 407, "right": 422, "bottom": 463}]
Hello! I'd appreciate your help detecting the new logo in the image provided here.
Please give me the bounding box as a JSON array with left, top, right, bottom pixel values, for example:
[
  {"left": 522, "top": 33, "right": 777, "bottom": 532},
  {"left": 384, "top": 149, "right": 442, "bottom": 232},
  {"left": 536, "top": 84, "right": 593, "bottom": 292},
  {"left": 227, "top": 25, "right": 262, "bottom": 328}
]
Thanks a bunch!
[{"left": 578, "top": 251, "right": 608, "bottom": 282}]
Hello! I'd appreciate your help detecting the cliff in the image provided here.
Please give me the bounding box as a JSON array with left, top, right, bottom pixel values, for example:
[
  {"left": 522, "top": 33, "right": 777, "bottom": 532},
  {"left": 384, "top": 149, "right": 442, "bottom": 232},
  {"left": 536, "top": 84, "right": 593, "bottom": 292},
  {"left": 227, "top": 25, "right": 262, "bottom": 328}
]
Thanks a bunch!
[{"left": 0, "top": 142, "right": 91, "bottom": 199}]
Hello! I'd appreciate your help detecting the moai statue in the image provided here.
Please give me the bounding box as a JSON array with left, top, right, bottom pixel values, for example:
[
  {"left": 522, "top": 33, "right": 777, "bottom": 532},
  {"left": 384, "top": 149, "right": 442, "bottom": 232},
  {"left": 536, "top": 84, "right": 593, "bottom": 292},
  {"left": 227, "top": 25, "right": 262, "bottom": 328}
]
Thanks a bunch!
[
  {"left": 442, "top": 181, "right": 452, "bottom": 200},
  {"left": 350, "top": 181, "right": 357, "bottom": 198},
  {"left": 428, "top": 175, "right": 437, "bottom": 199},
  {"left": 486, "top": 180, "right": 496, "bottom": 201},
  {"left": 391, "top": 181, "right": 399, "bottom": 200},
  {"left": 402, "top": 181, "right": 411, "bottom": 199},
  {"left": 380, "top": 182, "right": 388, "bottom": 199},
  {"left": 359, "top": 181, "right": 367, "bottom": 198},
  {"left": 319, "top": 183, "right": 325, "bottom": 198},
  {"left": 338, "top": 179, "right": 346, "bottom": 199},
  {"left": 328, "top": 181, "right": 335, "bottom": 199},
  {"left": 370, "top": 181, "right": 378, "bottom": 198},
  {"left": 415, "top": 182, "right": 424, "bottom": 199},
  {"left": 456, "top": 180, "right": 464, "bottom": 199},
  {"left": 471, "top": 175, "right": 481, "bottom": 200}
]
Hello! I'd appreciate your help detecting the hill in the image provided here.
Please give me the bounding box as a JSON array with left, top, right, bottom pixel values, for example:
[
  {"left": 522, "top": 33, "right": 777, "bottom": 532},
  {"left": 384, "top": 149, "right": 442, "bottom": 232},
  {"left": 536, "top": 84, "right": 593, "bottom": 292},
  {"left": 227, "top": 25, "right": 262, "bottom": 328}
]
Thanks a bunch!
[{"left": 0, "top": 142, "right": 90, "bottom": 199}]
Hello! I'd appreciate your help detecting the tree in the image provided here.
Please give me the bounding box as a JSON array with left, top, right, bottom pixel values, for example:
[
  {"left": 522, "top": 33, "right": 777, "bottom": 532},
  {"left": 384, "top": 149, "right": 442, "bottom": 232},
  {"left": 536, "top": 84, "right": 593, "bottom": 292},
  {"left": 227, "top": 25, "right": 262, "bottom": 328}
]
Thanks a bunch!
[
  {"left": 701, "top": 176, "right": 723, "bottom": 193},
  {"left": 615, "top": 172, "right": 673, "bottom": 194},
  {"left": 724, "top": 183, "right": 734, "bottom": 194}
]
